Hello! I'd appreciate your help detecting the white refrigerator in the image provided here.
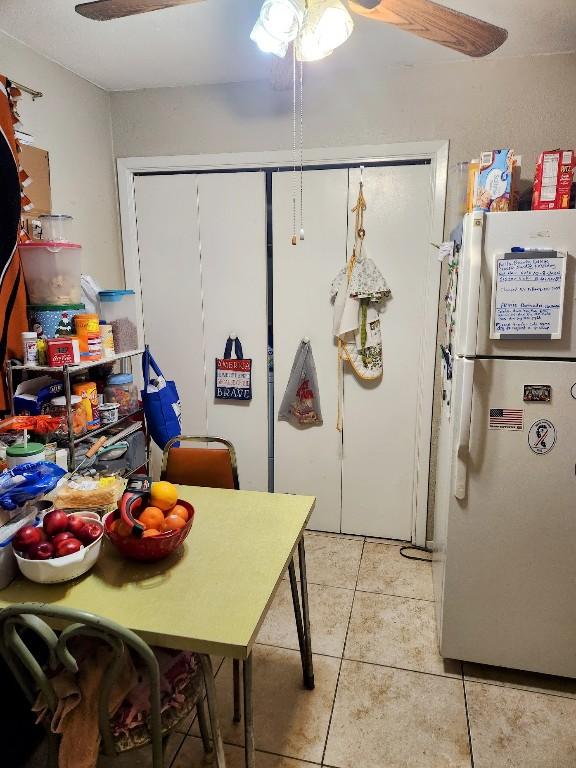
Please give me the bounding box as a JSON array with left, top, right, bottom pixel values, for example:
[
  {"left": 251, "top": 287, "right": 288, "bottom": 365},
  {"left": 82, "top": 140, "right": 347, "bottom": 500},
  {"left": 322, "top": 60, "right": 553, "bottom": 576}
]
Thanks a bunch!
[{"left": 433, "top": 209, "right": 576, "bottom": 678}]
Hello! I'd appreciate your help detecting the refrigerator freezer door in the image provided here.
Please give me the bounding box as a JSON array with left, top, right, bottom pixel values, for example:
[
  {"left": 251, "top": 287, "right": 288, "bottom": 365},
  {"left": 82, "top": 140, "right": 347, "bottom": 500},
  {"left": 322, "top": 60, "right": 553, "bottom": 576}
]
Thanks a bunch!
[
  {"left": 455, "top": 210, "right": 576, "bottom": 358},
  {"left": 441, "top": 358, "right": 576, "bottom": 676}
]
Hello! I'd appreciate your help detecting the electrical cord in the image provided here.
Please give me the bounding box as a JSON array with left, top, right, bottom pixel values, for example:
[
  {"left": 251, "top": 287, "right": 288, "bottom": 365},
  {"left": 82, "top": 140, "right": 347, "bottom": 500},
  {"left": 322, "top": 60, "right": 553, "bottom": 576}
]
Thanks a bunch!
[{"left": 399, "top": 545, "right": 432, "bottom": 562}]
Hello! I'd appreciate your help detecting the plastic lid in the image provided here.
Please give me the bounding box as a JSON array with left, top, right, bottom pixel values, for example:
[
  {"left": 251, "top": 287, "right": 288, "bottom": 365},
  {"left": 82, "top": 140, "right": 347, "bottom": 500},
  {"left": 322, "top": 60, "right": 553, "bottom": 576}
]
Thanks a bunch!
[
  {"left": 20, "top": 241, "right": 81, "bottom": 249},
  {"left": 6, "top": 443, "right": 45, "bottom": 457},
  {"left": 50, "top": 395, "right": 82, "bottom": 406},
  {"left": 28, "top": 304, "right": 85, "bottom": 311},
  {"left": 107, "top": 373, "right": 134, "bottom": 385},
  {"left": 99, "top": 290, "right": 136, "bottom": 302},
  {"left": 22, "top": 331, "right": 37, "bottom": 338}
]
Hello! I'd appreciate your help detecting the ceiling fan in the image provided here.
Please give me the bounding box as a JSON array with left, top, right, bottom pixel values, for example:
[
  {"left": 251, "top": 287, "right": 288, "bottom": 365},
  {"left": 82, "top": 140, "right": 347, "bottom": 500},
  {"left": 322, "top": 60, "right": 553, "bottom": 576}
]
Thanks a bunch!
[{"left": 75, "top": 0, "right": 508, "bottom": 59}]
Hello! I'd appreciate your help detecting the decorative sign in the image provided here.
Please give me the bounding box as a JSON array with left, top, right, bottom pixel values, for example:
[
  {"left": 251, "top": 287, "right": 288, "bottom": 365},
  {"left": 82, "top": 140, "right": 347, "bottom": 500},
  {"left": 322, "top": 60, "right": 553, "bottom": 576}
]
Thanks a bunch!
[
  {"left": 489, "top": 408, "right": 524, "bottom": 431},
  {"left": 528, "top": 419, "right": 556, "bottom": 455},
  {"left": 490, "top": 251, "right": 566, "bottom": 339},
  {"left": 523, "top": 385, "right": 551, "bottom": 403}
]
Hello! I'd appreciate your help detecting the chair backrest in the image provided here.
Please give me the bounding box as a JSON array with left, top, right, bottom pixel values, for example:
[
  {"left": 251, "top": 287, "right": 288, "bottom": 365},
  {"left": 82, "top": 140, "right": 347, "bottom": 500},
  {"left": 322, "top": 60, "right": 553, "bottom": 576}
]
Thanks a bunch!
[
  {"left": 0, "top": 603, "right": 164, "bottom": 765},
  {"left": 160, "top": 436, "right": 239, "bottom": 490}
]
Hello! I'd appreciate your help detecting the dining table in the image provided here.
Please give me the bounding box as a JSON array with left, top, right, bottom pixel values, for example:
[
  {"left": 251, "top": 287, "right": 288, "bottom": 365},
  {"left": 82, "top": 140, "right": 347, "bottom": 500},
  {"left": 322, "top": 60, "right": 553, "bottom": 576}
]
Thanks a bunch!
[{"left": 0, "top": 485, "right": 317, "bottom": 768}]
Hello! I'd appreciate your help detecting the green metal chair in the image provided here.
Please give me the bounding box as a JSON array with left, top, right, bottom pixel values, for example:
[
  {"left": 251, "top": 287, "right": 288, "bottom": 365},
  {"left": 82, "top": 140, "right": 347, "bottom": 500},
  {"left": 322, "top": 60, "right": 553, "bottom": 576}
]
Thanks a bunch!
[{"left": 0, "top": 603, "right": 226, "bottom": 768}]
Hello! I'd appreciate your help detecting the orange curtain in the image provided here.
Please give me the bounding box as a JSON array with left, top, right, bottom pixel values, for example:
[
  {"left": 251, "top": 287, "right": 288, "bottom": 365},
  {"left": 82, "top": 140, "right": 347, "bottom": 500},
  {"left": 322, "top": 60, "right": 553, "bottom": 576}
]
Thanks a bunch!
[{"left": 0, "top": 76, "right": 28, "bottom": 411}]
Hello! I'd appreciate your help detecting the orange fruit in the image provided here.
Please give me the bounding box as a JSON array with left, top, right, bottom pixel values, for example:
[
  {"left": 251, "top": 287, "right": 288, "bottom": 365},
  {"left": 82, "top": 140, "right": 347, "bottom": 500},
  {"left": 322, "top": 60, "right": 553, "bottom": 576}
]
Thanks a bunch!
[
  {"left": 138, "top": 506, "right": 165, "bottom": 530},
  {"left": 162, "top": 514, "right": 187, "bottom": 532},
  {"left": 142, "top": 528, "right": 160, "bottom": 538},
  {"left": 170, "top": 504, "right": 189, "bottom": 523},
  {"left": 150, "top": 481, "right": 178, "bottom": 512}
]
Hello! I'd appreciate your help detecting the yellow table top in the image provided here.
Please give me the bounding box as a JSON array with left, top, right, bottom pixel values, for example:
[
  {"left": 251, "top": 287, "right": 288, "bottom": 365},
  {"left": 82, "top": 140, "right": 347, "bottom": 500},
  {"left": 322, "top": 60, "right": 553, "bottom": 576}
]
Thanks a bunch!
[{"left": 0, "top": 486, "right": 315, "bottom": 658}]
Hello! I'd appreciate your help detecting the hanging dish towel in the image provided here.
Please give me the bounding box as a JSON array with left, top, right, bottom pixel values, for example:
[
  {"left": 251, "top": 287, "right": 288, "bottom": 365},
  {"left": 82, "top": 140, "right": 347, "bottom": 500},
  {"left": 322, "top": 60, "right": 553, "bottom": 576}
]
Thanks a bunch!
[
  {"left": 330, "top": 182, "right": 391, "bottom": 429},
  {"left": 278, "top": 340, "right": 323, "bottom": 427},
  {"left": 215, "top": 337, "right": 252, "bottom": 401}
]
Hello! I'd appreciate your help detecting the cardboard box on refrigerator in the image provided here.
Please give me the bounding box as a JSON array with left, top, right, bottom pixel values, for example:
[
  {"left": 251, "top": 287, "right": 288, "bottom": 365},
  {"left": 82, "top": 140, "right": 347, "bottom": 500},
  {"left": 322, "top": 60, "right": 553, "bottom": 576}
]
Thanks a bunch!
[{"left": 532, "top": 150, "right": 575, "bottom": 210}]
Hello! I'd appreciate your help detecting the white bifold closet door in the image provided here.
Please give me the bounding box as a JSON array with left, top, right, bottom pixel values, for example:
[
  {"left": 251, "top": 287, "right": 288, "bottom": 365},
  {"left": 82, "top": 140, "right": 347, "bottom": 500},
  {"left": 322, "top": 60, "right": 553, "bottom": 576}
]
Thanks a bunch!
[
  {"left": 273, "top": 169, "right": 349, "bottom": 531},
  {"left": 342, "top": 165, "right": 433, "bottom": 539},
  {"left": 134, "top": 172, "right": 268, "bottom": 490},
  {"left": 273, "top": 164, "right": 433, "bottom": 539}
]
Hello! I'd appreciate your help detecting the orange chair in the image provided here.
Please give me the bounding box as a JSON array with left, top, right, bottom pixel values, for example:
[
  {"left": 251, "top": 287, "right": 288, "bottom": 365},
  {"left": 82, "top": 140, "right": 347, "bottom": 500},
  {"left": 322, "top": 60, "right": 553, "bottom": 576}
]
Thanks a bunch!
[{"left": 160, "top": 435, "right": 239, "bottom": 490}]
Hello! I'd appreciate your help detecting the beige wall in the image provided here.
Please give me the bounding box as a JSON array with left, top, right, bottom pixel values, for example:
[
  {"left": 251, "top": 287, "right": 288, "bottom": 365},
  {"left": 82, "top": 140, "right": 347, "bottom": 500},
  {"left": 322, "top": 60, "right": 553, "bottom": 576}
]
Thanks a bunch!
[
  {"left": 110, "top": 51, "right": 576, "bottom": 537},
  {"left": 0, "top": 31, "right": 122, "bottom": 288}
]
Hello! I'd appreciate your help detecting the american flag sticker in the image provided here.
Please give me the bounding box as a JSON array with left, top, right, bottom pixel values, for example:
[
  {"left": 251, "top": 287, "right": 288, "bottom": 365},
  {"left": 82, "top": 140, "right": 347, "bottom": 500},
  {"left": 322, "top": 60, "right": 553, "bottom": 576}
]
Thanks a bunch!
[{"left": 489, "top": 408, "right": 524, "bottom": 430}]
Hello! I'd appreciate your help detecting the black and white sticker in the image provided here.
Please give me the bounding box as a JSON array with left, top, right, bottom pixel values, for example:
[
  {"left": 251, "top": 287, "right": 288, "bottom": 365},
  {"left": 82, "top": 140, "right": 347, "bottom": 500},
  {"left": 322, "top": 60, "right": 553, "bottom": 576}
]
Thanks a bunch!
[{"left": 528, "top": 419, "right": 556, "bottom": 455}]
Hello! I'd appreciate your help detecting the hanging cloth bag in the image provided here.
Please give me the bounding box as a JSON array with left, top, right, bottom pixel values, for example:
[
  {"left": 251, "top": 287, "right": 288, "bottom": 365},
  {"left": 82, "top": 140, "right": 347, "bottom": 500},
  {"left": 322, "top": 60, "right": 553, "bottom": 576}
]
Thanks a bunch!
[
  {"left": 215, "top": 337, "right": 252, "bottom": 401},
  {"left": 141, "top": 348, "right": 182, "bottom": 449},
  {"left": 278, "top": 340, "right": 323, "bottom": 427}
]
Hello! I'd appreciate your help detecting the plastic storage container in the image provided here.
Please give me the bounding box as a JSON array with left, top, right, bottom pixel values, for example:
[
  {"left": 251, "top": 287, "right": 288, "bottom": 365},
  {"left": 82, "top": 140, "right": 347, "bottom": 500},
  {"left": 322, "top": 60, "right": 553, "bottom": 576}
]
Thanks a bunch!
[
  {"left": 104, "top": 373, "right": 139, "bottom": 416},
  {"left": 6, "top": 443, "right": 45, "bottom": 470},
  {"left": 48, "top": 395, "right": 88, "bottom": 439},
  {"left": 99, "top": 290, "right": 138, "bottom": 353},
  {"left": 20, "top": 241, "right": 82, "bottom": 305},
  {"left": 38, "top": 214, "right": 73, "bottom": 242}
]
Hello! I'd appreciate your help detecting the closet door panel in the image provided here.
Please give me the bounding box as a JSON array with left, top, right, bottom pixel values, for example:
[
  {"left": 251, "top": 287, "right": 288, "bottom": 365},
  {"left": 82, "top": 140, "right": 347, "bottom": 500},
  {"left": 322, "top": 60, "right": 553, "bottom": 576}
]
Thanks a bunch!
[
  {"left": 273, "top": 169, "right": 348, "bottom": 532},
  {"left": 134, "top": 174, "right": 207, "bottom": 442},
  {"left": 342, "top": 164, "right": 433, "bottom": 539},
  {"left": 198, "top": 172, "right": 268, "bottom": 491}
]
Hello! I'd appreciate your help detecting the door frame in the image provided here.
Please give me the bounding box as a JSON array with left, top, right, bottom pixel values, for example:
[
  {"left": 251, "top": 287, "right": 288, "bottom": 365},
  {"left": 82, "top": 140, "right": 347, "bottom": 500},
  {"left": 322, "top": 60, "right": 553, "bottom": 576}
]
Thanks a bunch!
[{"left": 117, "top": 140, "right": 449, "bottom": 546}]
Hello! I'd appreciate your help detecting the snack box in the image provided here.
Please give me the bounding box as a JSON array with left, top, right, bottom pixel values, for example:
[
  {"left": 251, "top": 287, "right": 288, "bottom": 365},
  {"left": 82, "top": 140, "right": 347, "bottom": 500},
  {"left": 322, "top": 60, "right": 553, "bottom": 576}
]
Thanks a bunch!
[
  {"left": 532, "top": 150, "right": 575, "bottom": 210},
  {"left": 47, "top": 337, "right": 80, "bottom": 367},
  {"left": 13, "top": 376, "right": 64, "bottom": 416},
  {"left": 474, "top": 149, "right": 520, "bottom": 213}
]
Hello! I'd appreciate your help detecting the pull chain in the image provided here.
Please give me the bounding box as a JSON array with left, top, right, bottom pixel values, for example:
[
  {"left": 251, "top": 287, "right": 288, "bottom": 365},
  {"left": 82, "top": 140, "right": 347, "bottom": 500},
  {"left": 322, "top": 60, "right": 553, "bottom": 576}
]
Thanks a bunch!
[
  {"left": 299, "top": 59, "right": 304, "bottom": 242},
  {"left": 291, "top": 43, "right": 297, "bottom": 246}
]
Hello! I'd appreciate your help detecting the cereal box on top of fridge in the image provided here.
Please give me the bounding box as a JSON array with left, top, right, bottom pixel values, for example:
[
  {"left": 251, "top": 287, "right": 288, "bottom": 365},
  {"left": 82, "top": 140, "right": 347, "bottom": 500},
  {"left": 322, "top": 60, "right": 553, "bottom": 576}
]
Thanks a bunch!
[
  {"left": 532, "top": 150, "right": 575, "bottom": 210},
  {"left": 474, "top": 149, "right": 519, "bottom": 213}
]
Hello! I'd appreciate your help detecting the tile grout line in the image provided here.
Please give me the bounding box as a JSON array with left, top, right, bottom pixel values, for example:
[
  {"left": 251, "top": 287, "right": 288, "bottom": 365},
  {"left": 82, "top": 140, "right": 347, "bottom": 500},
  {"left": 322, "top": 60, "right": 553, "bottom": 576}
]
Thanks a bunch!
[
  {"left": 320, "top": 537, "right": 366, "bottom": 767},
  {"left": 461, "top": 666, "right": 476, "bottom": 768}
]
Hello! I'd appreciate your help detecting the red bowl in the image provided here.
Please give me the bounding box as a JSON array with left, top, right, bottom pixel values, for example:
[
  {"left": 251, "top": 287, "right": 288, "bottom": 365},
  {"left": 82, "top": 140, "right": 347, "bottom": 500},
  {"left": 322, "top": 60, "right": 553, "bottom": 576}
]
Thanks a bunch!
[{"left": 103, "top": 499, "right": 195, "bottom": 562}]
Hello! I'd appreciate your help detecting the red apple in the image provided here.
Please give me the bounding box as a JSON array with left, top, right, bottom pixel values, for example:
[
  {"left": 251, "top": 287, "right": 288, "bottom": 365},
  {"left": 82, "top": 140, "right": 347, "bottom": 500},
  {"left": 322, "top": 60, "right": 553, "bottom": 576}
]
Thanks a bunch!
[
  {"left": 76, "top": 522, "right": 103, "bottom": 545},
  {"left": 13, "top": 525, "right": 43, "bottom": 552},
  {"left": 27, "top": 541, "right": 55, "bottom": 560},
  {"left": 51, "top": 531, "right": 75, "bottom": 547},
  {"left": 43, "top": 510, "right": 69, "bottom": 537},
  {"left": 54, "top": 538, "right": 83, "bottom": 558},
  {"left": 66, "top": 516, "right": 86, "bottom": 536}
]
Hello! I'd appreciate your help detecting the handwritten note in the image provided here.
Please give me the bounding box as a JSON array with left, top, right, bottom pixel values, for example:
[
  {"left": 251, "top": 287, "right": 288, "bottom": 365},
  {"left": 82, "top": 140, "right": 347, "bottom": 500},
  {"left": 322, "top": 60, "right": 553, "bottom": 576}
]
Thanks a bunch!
[{"left": 491, "top": 254, "right": 566, "bottom": 338}]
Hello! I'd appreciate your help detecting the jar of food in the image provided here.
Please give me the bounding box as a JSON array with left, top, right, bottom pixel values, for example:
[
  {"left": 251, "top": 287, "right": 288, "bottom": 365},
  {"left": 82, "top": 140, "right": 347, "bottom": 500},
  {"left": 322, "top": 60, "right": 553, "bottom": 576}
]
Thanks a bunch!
[
  {"left": 19, "top": 241, "right": 82, "bottom": 305},
  {"left": 104, "top": 373, "right": 139, "bottom": 417},
  {"left": 6, "top": 442, "right": 45, "bottom": 469},
  {"left": 72, "top": 380, "right": 100, "bottom": 431},
  {"left": 48, "top": 395, "right": 88, "bottom": 439},
  {"left": 74, "top": 313, "right": 102, "bottom": 362}
]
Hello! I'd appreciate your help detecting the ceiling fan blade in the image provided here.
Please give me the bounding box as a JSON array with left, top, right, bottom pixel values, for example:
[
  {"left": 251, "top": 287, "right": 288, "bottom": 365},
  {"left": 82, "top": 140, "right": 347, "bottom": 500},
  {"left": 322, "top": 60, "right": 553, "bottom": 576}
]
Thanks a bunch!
[
  {"left": 348, "top": 0, "right": 508, "bottom": 57},
  {"left": 75, "top": 0, "right": 204, "bottom": 21}
]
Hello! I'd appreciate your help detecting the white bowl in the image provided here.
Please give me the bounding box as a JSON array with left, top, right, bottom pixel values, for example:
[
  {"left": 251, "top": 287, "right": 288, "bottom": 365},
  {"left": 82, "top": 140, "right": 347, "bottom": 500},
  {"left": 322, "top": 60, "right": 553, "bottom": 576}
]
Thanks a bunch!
[{"left": 14, "top": 526, "right": 103, "bottom": 584}]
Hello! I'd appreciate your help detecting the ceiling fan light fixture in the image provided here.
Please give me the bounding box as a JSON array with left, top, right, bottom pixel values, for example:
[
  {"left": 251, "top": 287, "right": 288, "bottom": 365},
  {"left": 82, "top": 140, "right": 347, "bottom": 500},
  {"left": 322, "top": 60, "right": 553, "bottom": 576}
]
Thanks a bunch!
[
  {"left": 251, "top": 0, "right": 305, "bottom": 56},
  {"left": 296, "top": 0, "right": 353, "bottom": 62},
  {"left": 250, "top": 18, "right": 290, "bottom": 57}
]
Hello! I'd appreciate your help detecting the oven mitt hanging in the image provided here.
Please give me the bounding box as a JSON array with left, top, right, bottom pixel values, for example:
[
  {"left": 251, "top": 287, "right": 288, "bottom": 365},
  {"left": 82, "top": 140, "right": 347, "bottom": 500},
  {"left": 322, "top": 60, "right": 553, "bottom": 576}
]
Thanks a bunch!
[
  {"left": 215, "top": 337, "right": 252, "bottom": 401},
  {"left": 141, "top": 348, "right": 182, "bottom": 449},
  {"left": 278, "top": 340, "right": 323, "bottom": 427}
]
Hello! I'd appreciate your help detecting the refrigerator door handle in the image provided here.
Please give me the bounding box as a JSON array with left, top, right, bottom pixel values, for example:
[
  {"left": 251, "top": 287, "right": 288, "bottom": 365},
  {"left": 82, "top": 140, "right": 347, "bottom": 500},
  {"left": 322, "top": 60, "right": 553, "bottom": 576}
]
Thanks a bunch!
[
  {"left": 462, "top": 211, "right": 485, "bottom": 357},
  {"left": 454, "top": 358, "right": 475, "bottom": 499}
]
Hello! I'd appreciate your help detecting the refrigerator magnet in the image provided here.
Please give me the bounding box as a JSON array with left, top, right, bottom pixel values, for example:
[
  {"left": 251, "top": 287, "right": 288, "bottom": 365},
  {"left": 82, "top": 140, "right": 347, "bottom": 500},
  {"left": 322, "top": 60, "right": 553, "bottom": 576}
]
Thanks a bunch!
[
  {"left": 528, "top": 419, "right": 556, "bottom": 455},
  {"left": 523, "top": 385, "right": 551, "bottom": 402}
]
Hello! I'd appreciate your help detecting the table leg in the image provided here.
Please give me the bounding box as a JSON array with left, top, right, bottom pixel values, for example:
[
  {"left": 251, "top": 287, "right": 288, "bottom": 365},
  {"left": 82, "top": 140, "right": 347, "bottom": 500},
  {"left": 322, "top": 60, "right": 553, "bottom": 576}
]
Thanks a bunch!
[
  {"left": 288, "top": 558, "right": 306, "bottom": 659},
  {"left": 243, "top": 653, "right": 256, "bottom": 768},
  {"left": 298, "top": 537, "right": 315, "bottom": 690},
  {"left": 233, "top": 658, "right": 242, "bottom": 723},
  {"left": 200, "top": 654, "right": 227, "bottom": 768}
]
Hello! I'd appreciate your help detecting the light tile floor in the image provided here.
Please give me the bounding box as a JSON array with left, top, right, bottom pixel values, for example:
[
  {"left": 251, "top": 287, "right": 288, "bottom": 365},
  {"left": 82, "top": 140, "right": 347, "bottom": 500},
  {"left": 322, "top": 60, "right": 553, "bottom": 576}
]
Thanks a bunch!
[{"left": 25, "top": 533, "right": 576, "bottom": 767}]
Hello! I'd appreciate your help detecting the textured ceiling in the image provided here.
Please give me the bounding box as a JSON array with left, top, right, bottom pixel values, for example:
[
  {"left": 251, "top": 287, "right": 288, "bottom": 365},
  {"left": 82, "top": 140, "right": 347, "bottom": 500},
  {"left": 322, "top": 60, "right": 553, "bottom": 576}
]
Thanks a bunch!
[{"left": 0, "top": 0, "right": 575, "bottom": 91}]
